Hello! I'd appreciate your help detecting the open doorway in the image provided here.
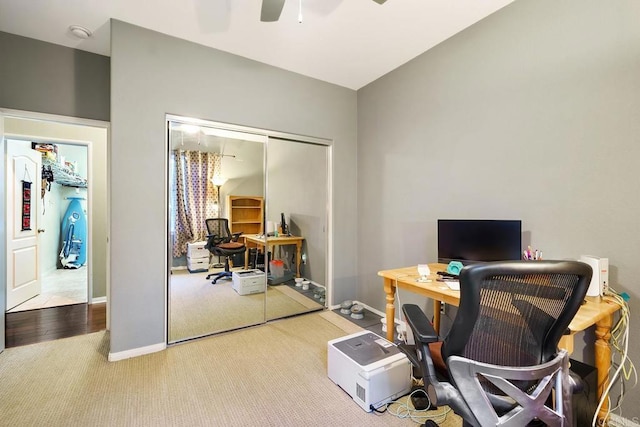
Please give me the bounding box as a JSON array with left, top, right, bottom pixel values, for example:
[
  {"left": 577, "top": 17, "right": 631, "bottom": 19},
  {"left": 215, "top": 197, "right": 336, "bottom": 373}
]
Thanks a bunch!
[
  {"left": 7, "top": 140, "right": 89, "bottom": 312},
  {"left": 2, "top": 111, "right": 109, "bottom": 347}
]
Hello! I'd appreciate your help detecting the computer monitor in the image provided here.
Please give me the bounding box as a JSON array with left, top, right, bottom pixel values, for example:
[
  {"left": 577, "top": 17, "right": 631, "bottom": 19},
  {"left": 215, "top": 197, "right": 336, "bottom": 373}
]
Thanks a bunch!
[
  {"left": 437, "top": 219, "right": 522, "bottom": 265},
  {"left": 280, "top": 212, "right": 288, "bottom": 236}
]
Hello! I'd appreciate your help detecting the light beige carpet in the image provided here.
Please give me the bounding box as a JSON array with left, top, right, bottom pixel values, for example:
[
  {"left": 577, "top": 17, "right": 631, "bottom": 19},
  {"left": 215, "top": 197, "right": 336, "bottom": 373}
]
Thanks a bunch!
[
  {"left": 0, "top": 311, "right": 461, "bottom": 427},
  {"left": 169, "top": 270, "right": 322, "bottom": 341}
]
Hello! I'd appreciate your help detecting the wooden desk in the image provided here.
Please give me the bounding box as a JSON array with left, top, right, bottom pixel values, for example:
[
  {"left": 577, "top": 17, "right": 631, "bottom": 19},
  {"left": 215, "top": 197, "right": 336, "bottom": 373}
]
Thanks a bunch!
[
  {"left": 243, "top": 234, "right": 304, "bottom": 277},
  {"left": 379, "top": 263, "right": 622, "bottom": 423}
]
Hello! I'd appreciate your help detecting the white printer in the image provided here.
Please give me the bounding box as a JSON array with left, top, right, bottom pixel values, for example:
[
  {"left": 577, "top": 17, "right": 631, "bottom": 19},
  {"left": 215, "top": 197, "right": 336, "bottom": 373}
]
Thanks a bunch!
[
  {"left": 231, "top": 269, "right": 265, "bottom": 295},
  {"left": 327, "top": 330, "right": 412, "bottom": 412}
]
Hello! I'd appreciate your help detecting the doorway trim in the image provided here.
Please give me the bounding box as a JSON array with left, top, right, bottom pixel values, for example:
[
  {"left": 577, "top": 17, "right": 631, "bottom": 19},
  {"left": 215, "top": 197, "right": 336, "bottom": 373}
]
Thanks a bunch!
[{"left": 1, "top": 108, "right": 110, "bottom": 352}]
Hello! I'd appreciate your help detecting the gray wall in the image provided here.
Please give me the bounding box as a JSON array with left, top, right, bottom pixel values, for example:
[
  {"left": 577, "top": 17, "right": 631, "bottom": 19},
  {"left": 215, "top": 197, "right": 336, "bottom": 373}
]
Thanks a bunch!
[
  {"left": 110, "top": 20, "right": 357, "bottom": 354},
  {"left": 357, "top": 0, "right": 640, "bottom": 414},
  {"left": 0, "top": 31, "right": 110, "bottom": 122}
]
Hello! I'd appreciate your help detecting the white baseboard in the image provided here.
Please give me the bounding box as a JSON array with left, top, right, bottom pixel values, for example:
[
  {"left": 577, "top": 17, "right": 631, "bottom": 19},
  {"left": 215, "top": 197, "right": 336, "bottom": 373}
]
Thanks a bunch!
[
  {"left": 108, "top": 342, "right": 166, "bottom": 362},
  {"left": 353, "top": 301, "right": 406, "bottom": 330},
  {"left": 90, "top": 296, "right": 106, "bottom": 304},
  {"left": 329, "top": 300, "right": 406, "bottom": 332},
  {"left": 353, "top": 301, "right": 385, "bottom": 318},
  {"left": 609, "top": 414, "right": 640, "bottom": 427}
]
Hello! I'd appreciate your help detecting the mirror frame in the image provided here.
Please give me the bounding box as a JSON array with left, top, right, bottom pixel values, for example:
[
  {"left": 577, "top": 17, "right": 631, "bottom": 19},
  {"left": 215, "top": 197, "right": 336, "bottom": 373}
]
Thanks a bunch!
[{"left": 165, "top": 114, "right": 332, "bottom": 344}]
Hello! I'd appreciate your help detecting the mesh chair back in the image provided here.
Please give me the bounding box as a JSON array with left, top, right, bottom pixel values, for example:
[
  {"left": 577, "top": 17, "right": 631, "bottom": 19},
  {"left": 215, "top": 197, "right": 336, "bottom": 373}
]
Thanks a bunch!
[
  {"left": 205, "top": 218, "right": 232, "bottom": 243},
  {"left": 443, "top": 261, "right": 591, "bottom": 369}
]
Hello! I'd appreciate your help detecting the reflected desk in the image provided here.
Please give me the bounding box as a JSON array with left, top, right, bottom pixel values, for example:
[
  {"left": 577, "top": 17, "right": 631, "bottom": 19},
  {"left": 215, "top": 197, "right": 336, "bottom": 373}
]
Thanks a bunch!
[
  {"left": 379, "top": 263, "right": 622, "bottom": 423},
  {"left": 243, "top": 234, "right": 304, "bottom": 278}
]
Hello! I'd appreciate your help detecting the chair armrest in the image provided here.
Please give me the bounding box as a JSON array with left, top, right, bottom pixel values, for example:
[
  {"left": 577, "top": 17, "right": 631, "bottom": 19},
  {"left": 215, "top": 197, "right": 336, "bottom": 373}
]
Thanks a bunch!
[
  {"left": 402, "top": 304, "right": 439, "bottom": 344},
  {"left": 205, "top": 234, "right": 223, "bottom": 248},
  {"left": 401, "top": 304, "right": 445, "bottom": 410},
  {"left": 398, "top": 343, "right": 421, "bottom": 370},
  {"left": 231, "top": 232, "right": 243, "bottom": 242}
]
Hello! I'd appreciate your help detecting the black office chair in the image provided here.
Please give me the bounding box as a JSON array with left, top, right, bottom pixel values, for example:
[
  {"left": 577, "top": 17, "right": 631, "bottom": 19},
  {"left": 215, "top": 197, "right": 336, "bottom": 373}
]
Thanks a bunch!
[
  {"left": 204, "top": 218, "right": 246, "bottom": 284},
  {"left": 400, "top": 260, "right": 591, "bottom": 427}
]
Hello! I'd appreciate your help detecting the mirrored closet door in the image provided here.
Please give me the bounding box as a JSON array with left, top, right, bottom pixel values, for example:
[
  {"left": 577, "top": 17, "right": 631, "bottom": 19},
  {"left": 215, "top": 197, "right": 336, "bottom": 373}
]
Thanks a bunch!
[
  {"left": 265, "top": 137, "right": 328, "bottom": 320},
  {"left": 167, "top": 117, "right": 267, "bottom": 343},
  {"left": 167, "top": 116, "right": 330, "bottom": 344}
]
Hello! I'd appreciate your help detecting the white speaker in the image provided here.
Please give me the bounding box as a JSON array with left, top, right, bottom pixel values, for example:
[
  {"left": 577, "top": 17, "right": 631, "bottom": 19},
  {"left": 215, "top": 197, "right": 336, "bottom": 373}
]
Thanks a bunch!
[{"left": 579, "top": 255, "right": 609, "bottom": 297}]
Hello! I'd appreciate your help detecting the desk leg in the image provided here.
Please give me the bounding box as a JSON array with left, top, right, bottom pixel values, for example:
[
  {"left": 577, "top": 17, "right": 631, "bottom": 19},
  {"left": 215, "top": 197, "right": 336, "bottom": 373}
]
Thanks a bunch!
[
  {"left": 595, "top": 313, "right": 613, "bottom": 424},
  {"left": 244, "top": 244, "right": 249, "bottom": 270},
  {"left": 269, "top": 244, "right": 274, "bottom": 265},
  {"left": 295, "top": 242, "right": 302, "bottom": 278},
  {"left": 384, "top": 278, "right": 396, "bottom": 342}
]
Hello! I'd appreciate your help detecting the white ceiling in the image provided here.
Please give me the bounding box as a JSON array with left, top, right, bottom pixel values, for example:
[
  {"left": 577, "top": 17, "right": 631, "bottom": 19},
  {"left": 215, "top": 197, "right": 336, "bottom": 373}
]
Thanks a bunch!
[{"left": 0, "top": 0, "right": 514, "bottom": 90}]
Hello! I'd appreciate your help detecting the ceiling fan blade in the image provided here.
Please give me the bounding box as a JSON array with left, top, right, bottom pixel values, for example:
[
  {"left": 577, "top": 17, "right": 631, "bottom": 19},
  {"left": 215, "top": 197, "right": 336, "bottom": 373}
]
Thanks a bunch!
[
  {"left": 261, "top": 0, "right": 286, "bottom": 22},
  {"left": 372, "top": 0, "right": 388, "bottom": 4}
]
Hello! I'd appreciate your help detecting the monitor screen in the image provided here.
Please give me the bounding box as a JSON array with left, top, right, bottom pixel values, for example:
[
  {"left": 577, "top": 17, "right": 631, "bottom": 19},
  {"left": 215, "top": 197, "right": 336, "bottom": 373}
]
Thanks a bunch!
[
  {"left": 437, "top": 219, "right": 522, "bottom": 265},
  {"left": 280, "top": 212, "right": 288, "bottom": 235}
]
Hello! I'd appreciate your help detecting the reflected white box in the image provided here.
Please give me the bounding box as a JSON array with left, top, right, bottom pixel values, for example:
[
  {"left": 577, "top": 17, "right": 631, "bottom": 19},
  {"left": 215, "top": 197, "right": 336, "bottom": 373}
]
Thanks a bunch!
[
  {"left": 187, "top": 241, "right": 209, "bottom": 259},
  {"left": 187, "top": 257, "right": 208, "bottom": 273}
]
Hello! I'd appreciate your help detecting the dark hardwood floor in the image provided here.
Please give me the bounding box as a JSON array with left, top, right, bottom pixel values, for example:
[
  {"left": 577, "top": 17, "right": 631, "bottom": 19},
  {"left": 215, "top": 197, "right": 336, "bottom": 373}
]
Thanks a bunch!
[{"left": 5, "top": 302, "right": 106, "bottom": 348}]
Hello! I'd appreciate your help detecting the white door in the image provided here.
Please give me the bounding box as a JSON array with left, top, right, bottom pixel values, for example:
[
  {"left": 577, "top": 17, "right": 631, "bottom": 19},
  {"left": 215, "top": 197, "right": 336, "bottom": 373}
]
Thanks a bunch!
[{"left": 5, "top": 140, "right": 42, "bottom": 310}]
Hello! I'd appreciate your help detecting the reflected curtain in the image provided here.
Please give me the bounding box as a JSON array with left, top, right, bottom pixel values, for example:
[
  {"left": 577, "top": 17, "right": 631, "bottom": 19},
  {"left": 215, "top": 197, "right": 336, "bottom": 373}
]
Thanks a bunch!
[{"left": 173, "top": 150, "right": 221, "bottom": 257}]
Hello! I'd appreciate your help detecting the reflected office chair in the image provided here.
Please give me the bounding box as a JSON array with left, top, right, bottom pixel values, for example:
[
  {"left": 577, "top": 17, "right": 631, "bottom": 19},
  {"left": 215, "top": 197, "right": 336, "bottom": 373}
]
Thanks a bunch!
[
  {"left": 204, "top": 218, "right": 246, "bottom": 284},
  {"left": 400, "top": 260, "right": 591, "bottom": 427}
]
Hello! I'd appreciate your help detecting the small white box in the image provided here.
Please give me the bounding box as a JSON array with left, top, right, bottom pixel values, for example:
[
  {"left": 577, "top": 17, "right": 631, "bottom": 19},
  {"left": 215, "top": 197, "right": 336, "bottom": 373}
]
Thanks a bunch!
[
  {"left": 187, "top": 257, "right": 209, "bottom": 273},
  {"left": 232, "top": 269, "right": 266, "bottom": 295},
  {"left": 187, "top": 241, "right": 209, "bottom": 260},
  {"left": 328, "top": 331, "right": 412, "bottom": 412},
  {"left": 579, "top": 255, "right": 609, "bottom": 297}
]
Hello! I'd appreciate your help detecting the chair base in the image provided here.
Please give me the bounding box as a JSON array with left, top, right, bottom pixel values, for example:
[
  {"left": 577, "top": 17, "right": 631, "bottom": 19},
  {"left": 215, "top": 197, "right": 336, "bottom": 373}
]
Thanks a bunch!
[
  {"left": 206, "top": 271, "right": 232, "bottom": 284},
  {"left": 206, "top": 254, "right": 237, "bottom": 284}
]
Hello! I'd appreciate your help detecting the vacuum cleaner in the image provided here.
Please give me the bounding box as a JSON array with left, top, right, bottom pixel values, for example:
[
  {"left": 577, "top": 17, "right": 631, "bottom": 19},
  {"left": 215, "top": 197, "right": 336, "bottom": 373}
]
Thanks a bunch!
[{"left": 59, "top": 197, "right": 87, "bottom": 268}]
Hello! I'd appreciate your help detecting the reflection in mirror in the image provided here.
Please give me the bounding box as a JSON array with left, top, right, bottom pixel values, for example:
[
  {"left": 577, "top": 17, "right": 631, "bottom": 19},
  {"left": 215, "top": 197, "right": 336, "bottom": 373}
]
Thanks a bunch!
[
  {"left": 265, "top": 137, "right": 328, "bottom": 320},
  {"left": 167, "top": 117, "right": 266, "bottom": 343}
]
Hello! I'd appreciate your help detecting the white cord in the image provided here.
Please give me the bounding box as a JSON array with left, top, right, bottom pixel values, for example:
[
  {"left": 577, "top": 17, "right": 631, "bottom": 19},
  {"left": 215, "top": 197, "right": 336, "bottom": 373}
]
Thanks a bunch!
[
  {"left": 394, "top": 275, "right": 412, "bottom": 341},
  {"left": 591, "top": 288, "right": 637, "bottom": 426},
  {"left": 608, "top": 290, "right": 637, "bottom": 414},
  {"left": 386, "top": 388, "right": 452, "bottom": 424},
  {"left": 396, "top": 278, "right": 403, "bottom": 339}
]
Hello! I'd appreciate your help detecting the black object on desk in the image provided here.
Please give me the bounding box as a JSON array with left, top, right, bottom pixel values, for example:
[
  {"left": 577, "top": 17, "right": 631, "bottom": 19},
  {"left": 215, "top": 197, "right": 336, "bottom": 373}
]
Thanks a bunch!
[
  {"left": 436, "top": 271, "right": 458, "bottom": 280},
  {"left": 280, "top": 212, "right": 289, "bottom": 236}
]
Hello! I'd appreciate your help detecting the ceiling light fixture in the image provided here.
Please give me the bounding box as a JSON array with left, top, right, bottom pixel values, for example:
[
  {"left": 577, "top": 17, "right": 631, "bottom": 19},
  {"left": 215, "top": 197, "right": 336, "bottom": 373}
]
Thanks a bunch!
[
  {"left": 179, "top": 124, "right": 200, "bottom": 134},
  {"left": 69, "top": 25, "right": 92, "bottom": 39}
]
